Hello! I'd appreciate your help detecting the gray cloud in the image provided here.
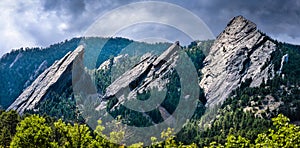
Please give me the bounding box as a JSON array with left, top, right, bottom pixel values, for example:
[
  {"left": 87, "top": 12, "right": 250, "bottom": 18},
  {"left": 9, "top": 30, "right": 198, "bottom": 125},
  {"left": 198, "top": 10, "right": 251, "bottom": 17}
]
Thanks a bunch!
[
  {"left": 0, "top": 0, "right": 300, "bottom": 57},
  {"left": 42, "top": 0, "right": 86, "bottom": 13},
  {"left": 182, "top": 0, "right": 300, "bottom": 43}
]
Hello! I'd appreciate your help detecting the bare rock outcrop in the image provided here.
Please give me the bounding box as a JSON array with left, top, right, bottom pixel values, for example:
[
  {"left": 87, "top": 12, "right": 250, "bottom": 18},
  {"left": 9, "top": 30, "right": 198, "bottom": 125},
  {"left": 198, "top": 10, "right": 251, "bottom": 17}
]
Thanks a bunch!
[
  {"left": 7, "top": 46, "right": 84, "bottom": 114},
  {"left": 96, "top": 42, "right": 183, "bottom": 119},
  {"left": 200, "top": 16, "right": 276, "bottom": 106}
]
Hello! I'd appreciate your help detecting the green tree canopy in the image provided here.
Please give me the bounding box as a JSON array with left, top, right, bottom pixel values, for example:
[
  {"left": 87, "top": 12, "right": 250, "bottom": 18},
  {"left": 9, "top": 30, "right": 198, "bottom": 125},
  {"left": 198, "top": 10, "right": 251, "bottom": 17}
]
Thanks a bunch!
[
  {"left": 54, "top": 119, "right": 93, "bottom": 148},
  {"left": 10, "top": 114, "right": 54, "bottom": 148},
  {"left": 209, "top": 114, "right": 300, "bottom": 148}
]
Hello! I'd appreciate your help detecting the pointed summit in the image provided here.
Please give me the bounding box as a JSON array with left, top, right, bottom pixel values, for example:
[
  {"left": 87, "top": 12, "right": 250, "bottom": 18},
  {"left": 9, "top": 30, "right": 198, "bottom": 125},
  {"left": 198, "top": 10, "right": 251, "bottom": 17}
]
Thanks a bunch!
[
  {"left": 227, "top": 15, "right": 256, "bottom": 30},
  {"left": 217, "top": 15, "right": 257, "bottom": 41}
]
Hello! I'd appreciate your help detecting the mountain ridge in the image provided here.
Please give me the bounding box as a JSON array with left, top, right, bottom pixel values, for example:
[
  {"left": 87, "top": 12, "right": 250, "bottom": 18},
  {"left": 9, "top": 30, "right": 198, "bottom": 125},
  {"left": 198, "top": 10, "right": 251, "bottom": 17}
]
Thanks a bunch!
[
  {"left": 5, "top": 15, "right": 298, "bottom": 125},
  {"left": 6, "top": 15, "right": 284, "bottom": 116}
]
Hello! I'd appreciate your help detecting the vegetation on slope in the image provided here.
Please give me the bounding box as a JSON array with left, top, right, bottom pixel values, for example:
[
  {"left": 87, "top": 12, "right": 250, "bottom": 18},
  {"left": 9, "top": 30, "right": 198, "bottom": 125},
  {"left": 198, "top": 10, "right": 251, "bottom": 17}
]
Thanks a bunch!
[
  {"left": 1, "top": 110, "right": 299, "bottom": 147},
  {"left": 1, "top": 39, "right": 300, "bottom": 147},
  {"left": 0, "top": 37, "right": 170, "bottom": 109},
  {"left": 181, "top": 41, "right": 300, "bottom": 147}
]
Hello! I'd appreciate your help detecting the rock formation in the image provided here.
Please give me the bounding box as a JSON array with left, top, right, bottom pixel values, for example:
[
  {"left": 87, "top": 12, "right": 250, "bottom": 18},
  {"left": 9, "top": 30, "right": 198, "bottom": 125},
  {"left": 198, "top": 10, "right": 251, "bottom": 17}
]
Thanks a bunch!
[
  {"left": 200, "top": 16, "right": 276, "bottom": 106},
  {"left": 7, "top": 15, "right": 280, "bottom": 118},
  {"left": 98, "top": 43, "right": 181, "bottom": 109},
  {"left": 95, "top": 42, "right": 196, "bottom": 121},
  {"left": 7, "top": 46, "right": 84, "bottom": 114}
]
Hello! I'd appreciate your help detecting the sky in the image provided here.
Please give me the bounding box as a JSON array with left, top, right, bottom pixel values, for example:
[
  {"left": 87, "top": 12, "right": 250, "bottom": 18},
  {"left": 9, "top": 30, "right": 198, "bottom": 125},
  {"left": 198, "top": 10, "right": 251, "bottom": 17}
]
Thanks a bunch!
[{"left": 0, "top": 0, "right": 300, "bottom": 57}]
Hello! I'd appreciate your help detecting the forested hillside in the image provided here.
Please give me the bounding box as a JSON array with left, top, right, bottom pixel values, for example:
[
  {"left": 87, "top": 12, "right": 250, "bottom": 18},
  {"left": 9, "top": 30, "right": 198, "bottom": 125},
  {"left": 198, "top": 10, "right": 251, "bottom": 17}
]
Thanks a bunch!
[
  {"left": 0, "top": 37, "right": 170, "bottom": 109},
  {"left": 27, "top": 40, "right": 213, "bottom": 124},
  {"left": 4, "top": 38, "right": 300, "bottom": 147},
  {"left": 177, "top": 41, "right": 300, "bottom": 147}
]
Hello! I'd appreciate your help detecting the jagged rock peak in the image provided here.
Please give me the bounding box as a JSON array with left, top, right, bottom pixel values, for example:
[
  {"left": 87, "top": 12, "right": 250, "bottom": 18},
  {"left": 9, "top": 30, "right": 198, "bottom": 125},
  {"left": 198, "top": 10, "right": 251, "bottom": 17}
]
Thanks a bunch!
[
  {"left": 223, "top": 15, "right": 257, "bottom": 36},
  {"left": 7, "top": 45, "right": 84, "bottom": 114},
  {"left": 200, "top": 16, "right": 276, "bottom": 107}
]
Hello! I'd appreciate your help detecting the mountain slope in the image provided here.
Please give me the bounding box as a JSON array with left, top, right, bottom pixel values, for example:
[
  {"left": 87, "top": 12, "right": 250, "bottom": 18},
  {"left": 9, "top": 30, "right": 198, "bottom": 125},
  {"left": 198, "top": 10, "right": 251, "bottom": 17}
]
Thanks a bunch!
[
  {"left": 7, "top": 46, "right": 84, "bottom": 114},
  {"left": 0, "top": 38, "right": 81, "bottom": 109},
  {"left": 200, "top": 16, "right": 276, "bottom": 106},
  {"left": 186, "top": 16, "right": 300, "bottom": 146},
  {"left": 0, "top": 37, "right": 170, "bottom": 109},
  {"left": 78, "top": 41, "right": 206, "bottom": 145},
  {"left": 96, "top": 42, "right": 201, "bottom": 120}
]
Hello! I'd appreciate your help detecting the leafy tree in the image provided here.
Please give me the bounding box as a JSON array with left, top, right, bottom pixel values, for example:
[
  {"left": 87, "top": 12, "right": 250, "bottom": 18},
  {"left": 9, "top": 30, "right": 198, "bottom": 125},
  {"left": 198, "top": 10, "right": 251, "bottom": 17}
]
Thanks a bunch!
[
  {"left": 209, "top": 114, "right": 300, "bottom": 147},
  {"left": 255, "top": 114, "right": 300, "bottom": 147},
  {"left": 89, "top": 120, "right": 110, "bottom": 147},
  {"left": 10, "top": 115, "right": 55, "bottom": 148},
  {"left": 89, "top": 120, "right": 122, "bottom": 148},
  {"left": 54, "top": 119, "right": 93, "bottom": 148},
  {"left": 150, "top": 128, "right": 197, "bottom": 148}
]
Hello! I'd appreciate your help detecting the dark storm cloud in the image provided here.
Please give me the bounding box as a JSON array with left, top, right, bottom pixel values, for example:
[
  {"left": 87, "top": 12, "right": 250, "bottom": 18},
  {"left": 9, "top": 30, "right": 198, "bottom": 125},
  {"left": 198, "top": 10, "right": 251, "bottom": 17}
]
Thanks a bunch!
[
  {"left": 180, "top": 0, "right": 300, "bottom": 42},
  {"left": 42, "top": 0, "right": 86, "bottom": 16},
  {"left": 1, "top": 0, "right": 300, "bottom": 56},
  {"left": 38, "top": 0, "right": 300, "bottom": 43},
  {"left": 40, "top": 0, "right": 88, "bottom": 32},
  {"left": 39, "top": 0, "right": 137, "bottom": 32}
]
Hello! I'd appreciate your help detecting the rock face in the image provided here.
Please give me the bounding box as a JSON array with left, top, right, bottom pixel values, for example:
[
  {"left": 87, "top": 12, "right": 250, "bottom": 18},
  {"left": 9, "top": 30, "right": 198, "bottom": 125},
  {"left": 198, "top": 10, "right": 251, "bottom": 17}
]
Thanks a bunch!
[
  {"left": 200, "top": 16, "right": 276, "bottom": 106},
  {"left": 23, "top": 60, "right": 48, "bottom": 88},
  {"left": 96, "top": 42, "right": 182, "bottom": 119},
  {"left": 7, "top": 46, "right": 84, "bottom": 114},
  {"left": 104, "top": 44, "right": 179, "bottom": 99}
]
